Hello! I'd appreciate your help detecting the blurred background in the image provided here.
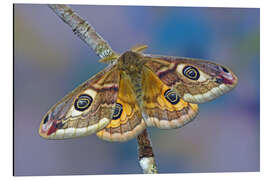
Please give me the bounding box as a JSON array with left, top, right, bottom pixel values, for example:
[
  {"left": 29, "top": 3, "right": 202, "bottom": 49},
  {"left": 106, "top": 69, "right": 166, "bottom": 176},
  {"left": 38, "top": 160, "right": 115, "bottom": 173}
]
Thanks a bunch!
[{"left": 14, "top": 4, "right": 259, "bottom": 176}]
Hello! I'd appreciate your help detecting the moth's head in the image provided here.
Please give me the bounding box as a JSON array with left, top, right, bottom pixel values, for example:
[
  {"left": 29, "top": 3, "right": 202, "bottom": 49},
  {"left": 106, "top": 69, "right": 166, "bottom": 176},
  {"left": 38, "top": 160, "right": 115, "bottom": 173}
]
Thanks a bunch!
[
  {"left": 175, "top": 59, "right": 238, "bottom": 103},
  {"left": 118, "top": 51, "right": 144, "bottom": 73}
]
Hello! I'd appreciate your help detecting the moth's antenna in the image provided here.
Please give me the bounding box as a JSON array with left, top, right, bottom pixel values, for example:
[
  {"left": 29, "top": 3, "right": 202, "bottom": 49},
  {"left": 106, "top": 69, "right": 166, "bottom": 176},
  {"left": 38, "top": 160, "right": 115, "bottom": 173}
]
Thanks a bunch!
[{"left": 130, "top": 44, "right": 148, "bottom": 53}]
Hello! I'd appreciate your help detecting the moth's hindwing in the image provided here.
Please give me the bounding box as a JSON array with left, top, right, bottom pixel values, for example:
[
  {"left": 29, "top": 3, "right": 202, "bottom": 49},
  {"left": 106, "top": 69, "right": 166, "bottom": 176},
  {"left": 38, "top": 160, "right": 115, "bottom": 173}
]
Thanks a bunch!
[
  {"left": 39, "top": 64, "right": 119, "bottom": 139},
  {"left": 143, "top": 55, "right": 238, "bottom": 104},
  {"left": 142, "top": 66, "right": 198, "bottom": 129},
  {"left": 96, "top": 72, "right": 146, "bottom": 142}
]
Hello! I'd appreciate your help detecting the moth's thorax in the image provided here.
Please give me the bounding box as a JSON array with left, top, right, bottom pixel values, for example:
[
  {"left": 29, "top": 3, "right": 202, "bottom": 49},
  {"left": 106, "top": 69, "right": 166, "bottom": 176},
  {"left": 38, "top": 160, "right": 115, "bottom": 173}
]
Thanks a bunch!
[
  {"left": 117, "top": 51, "right": 145, "bottom": 106},
  {"left": 118, "top": 51, "right": 144, "bottom": 73}
]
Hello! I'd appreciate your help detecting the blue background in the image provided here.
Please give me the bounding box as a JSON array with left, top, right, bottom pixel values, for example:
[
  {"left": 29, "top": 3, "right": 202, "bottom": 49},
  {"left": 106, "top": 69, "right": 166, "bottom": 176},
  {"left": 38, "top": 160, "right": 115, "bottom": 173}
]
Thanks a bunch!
[{"left": 14, "top": 4, "right": 259, "bottom": 175}]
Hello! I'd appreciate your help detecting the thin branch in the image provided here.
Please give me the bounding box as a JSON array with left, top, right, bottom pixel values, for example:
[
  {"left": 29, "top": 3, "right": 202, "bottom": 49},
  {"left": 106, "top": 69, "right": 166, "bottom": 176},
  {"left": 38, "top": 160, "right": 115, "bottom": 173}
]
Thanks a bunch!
[
  {"left": 48, "top": 4, "right": 158, "bottom": 174},
  {"left": 137, "top": 129, "right": 158, "bottom": 173},
  {"left": 48, "top": 4, "right": 115, "bottom": 59}
]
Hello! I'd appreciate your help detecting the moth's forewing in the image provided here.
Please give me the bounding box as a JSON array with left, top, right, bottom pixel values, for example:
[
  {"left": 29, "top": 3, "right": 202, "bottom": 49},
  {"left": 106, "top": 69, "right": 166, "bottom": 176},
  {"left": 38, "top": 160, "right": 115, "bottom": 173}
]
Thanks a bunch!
[
  {"left": 39, "top": 64, "right": 119, "bottom": 139},
  {"left": 143, "top": 54, "right": 238, "bottom": 104}
]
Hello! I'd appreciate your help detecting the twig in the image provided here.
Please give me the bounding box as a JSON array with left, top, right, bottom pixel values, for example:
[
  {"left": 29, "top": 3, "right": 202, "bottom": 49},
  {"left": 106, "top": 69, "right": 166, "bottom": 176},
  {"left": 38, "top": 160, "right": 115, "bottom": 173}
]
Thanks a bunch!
[
  {"left": 48, "top": 4, "right": 114, "bottom": 59},
  {"left": 47, "top": 4, "right": 158, "bottom": 174},
  {"left": 137, "top": 129, "right": 158, "bottom": 173}
]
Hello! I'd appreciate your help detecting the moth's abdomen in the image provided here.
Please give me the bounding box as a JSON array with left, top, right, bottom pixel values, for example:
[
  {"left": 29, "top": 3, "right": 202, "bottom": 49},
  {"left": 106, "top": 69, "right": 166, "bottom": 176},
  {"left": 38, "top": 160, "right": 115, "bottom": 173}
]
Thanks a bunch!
[{"left": 129, "top": 73, "right": 144, "bottom": 106}]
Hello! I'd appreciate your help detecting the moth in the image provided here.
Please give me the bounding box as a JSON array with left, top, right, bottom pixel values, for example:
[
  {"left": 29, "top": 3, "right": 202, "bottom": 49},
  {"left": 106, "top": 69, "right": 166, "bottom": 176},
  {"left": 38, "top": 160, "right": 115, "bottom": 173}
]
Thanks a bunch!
[{"left": 39, "top": 45, "right": 238, "bottom": 142}]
